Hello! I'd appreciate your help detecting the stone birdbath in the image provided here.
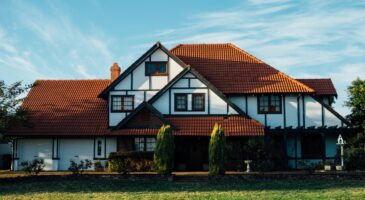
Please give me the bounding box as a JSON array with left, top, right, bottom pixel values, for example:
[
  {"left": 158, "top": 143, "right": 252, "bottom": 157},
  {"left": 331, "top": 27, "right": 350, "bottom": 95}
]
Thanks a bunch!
[{"left": 244, "top": 160, "right": 252, "bottom": 173}]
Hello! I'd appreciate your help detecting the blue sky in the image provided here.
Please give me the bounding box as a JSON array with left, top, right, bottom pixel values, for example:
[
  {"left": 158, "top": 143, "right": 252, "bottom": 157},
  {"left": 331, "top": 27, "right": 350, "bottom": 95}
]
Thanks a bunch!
[{"left": 1, "top": 0, "right": 365, "bottom": 115}]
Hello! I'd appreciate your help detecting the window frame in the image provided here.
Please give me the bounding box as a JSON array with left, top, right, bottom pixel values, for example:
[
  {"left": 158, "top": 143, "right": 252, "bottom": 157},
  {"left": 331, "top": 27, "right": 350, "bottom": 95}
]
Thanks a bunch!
[
  {"left": 97, "top": 140, "right": 102, "bottom": 156},
  {"left": 111, "top": 95, "right": 135, "bottom": 113},
  {"left": 192, "top": 93, "right": 205, "bottom": 111},
  {"left": 133, "top": 137, "right": 156, "bottom": 152},
  {"left": 257, "top": 95, "right": 282, "bottom": 114},
  {"left": 174, "top": 93, "right": 188, "bottom": 111},
  {"left": 145, "top": 61, "right": 168, "bottom": 76}
]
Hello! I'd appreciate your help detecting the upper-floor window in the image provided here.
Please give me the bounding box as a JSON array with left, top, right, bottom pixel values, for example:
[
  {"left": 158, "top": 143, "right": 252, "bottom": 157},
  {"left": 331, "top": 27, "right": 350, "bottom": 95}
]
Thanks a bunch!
[
  {"left": 258, "top": 95, "right": 281, "bottom": 114},
  {"left": 111, "top": 95, "right": 134, "bottom": 112},
  {"left": 192, "top": 93, "right": 205, "bottom": 111},
  {"left": 175, "top": 94, "right": 188, "bottom": 111},
  {"left": 145, "top": 62, "right": 167, "bottom": 76}
]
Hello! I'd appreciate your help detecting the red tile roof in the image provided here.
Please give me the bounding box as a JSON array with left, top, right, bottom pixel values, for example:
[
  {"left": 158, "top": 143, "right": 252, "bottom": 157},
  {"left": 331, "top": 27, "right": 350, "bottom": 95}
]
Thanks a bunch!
[
  {"left": 7, "top": 80, "right": 111, "bottom": 136},
  {"left": 171, "top": 44, "right": 315, "bottom": 94},
  {"left": 112, "top": 116, "right": 264, "bottom": 137},
  {"left": 296, "top": 79, "right": 337, "bottom": 96},
  {"left": 8, "top": 80, "right": 263, "bottom": 137}
]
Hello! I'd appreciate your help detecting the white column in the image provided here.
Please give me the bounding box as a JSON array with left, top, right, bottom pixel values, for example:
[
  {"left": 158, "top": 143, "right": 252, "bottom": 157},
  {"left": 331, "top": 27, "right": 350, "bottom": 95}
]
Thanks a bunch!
[{"left": 52, "top": 138, "right": 59, "bottom": 171}]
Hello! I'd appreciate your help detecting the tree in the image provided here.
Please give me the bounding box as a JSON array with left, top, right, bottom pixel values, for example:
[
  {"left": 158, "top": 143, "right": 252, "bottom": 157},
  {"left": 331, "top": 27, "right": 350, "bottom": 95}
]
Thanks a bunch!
[
  {"left": 0, "top": 80, "right": 32, "bottom": 141},
  {"left": 154, "top": 125, "right": 174, "bottom": 175},
  {"left": 209, "top": 123, "right": 227, "bottom": 175},
  {"left": 345, "top": 78, "right": 365, "bottom": 130}
]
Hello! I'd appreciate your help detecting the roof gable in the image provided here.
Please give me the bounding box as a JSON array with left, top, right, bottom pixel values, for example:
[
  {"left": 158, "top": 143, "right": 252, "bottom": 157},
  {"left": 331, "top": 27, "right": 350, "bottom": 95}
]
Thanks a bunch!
[
  {"left": 98, "top": 42, "right": 188, "bottom": 99},
  {"left": 171, "top": 43, "right": 315, "bottom": 94},
  {"left": 148, "top": 67, "right": 250, "bottom": 118}
]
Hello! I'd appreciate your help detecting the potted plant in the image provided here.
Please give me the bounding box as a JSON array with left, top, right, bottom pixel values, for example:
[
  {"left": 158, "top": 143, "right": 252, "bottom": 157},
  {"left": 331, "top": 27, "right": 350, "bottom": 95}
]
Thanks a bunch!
[{"left": 324, "top": 160, "right": 333, "bottom": 171}]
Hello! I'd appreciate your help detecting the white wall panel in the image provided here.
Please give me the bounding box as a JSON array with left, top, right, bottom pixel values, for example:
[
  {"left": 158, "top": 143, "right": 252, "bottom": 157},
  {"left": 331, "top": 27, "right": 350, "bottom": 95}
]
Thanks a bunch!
[
  {"left": 133, "top": 62, "right": 149, "bottom": 90},
  {"left": 169, "top": 58, "right": 184, "bottom": 79},
  {"left": 150, "top": 49, "right": 168, "bottom": 61},
  {"left": 153, "top": 92, "right": 170, "bottom": 114},
  {"left": 190, "top": 79, "right": 205, "bottom": 88},
  {"left": 324, "top": 109, "right": 342, "bottom": 127},
  {"left": 285, "top": 96, "right": 298, "bottom": 128},
  {"left": 174, "top": 79, "right": 189, "bottom": 88},
  {"left": 229, "top": 96, "right": 246, "bottom": 112},
  {"left": 18, "top": 139, "right": 53, "bottom": 170},
  {"left": 247, "top": 96, "right": 265, "bottom": 125},
  {"left": 305, "top": 96, "right": 322, "bottom": 127},
  {"left": 59, "top": 139, "right": 94, "bottom": 170},
  {"left": 114, "top": 74, "right": 131, "bottom": 90}
]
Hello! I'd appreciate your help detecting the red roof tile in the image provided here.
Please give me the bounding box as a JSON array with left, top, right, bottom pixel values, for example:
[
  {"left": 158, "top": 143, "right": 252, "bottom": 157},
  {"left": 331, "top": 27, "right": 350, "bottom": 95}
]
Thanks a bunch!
[
  {"left": 171, "top": 44, "right": 315, "bottom": 94},
  {"left": 111, "top": 116, "right": 264, "bottom": 137},
  {"left": 296, "top": 79, "right": 337, "bottom": 96},
  {"left": 7, "top": 80, "right": 111, "bottom": 136}
]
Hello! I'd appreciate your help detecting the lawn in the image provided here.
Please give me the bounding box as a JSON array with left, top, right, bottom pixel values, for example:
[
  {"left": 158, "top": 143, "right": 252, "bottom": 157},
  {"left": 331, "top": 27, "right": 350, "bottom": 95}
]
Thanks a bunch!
[{"left": 1, "top": 174, "right": 365, "bottom": 200}]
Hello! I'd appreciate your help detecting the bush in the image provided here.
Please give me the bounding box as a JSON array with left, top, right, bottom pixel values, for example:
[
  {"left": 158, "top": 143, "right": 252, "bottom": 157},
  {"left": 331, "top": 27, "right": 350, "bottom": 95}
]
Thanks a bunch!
[
  {"left": 241, "top": 136, "right": 286, "bottom": 172},
  {"left": 68, "top": 159, "right": 92, "bottom": 174},
  {"left": 20, "top": 159, "right": 45, "bottom": 175},
  {"left": 209, "top": 123, "right": 227, "bottom": 175},
  {"left": 94, "top": 160, "right": 104, "bottom": 172},
  {"left": 108, "top": 151, "right": 154, "bottom": 174},
  {"left": 345, "top": 147, "right": 365, "bottom": 170},
  {"left": 154, "top": 125, "right": 175, "bottom": 175}
]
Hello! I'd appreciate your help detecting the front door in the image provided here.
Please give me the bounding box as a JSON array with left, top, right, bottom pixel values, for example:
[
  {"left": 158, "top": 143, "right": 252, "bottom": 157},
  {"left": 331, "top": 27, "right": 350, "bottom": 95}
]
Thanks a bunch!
[{"left": 175, "top": 137, "right": 209, "bottom": 171}]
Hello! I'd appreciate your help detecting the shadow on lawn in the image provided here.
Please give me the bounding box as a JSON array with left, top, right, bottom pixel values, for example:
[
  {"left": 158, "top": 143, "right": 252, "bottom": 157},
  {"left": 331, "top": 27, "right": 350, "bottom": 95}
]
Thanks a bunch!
[{"left": 1, "top": 175, "right": 365, "bottom": 195}]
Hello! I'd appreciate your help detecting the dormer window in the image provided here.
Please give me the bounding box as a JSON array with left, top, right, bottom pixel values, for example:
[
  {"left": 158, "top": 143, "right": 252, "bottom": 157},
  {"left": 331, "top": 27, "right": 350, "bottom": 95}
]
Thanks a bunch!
[
  {"left": 145, "top": 62, "right": 167, "bottom": 76},
  {"left": 258, "top": 95, "right": 282, "bottom": 114},
  {"left": 111, "top": 95, "right": 134, "bottom": 112}
]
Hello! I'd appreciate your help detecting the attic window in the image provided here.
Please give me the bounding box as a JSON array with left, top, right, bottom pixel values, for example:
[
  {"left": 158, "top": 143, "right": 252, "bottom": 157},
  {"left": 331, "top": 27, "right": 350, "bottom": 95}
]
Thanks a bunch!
[
  {"left": 111, "top": 95, "right": 134, "bottom": 112},
  {"left": 145, "top": 62, "right": 167, "bottom": 76}
]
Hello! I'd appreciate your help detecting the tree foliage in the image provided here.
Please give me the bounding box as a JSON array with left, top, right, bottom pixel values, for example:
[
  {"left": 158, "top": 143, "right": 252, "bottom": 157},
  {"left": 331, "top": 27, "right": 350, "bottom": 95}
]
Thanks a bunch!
[
  {"left": 154, "top": 125, "right": 174, "bottom": 175},
  {"left": 209, "top": 123, "right": 227, "bottom": 175},
  {"left": 0, "top": 80, "right": 32, "bottom": 139},
  {"left": 345, "top": 78, "right": 365, "bottom": 130}
]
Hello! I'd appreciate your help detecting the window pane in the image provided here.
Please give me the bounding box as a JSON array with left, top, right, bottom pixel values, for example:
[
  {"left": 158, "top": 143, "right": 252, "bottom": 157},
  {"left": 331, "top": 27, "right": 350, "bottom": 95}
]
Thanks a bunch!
[
  {"left": 147, "top": 63, "right": 156, "bottom": 74},
  {"left": 175, "top": 94, "right": 187, "bottom": 111},
  {"left": 134, "top": 137, "right": 145, "bottom": 151},
  {"left": 112, "top": 97, "right": 122, "bottom": 111},
  {"left": 97, "top": 140, "right": 102, "bottom": 156},
  {"left": 259, "top": 96, "right": 269, "bottom": 112},
  {"left": 157, "top": 63, "right": 167, "bottom": 73},
  {"left": 146, "top": 137, "right": 156, "bottom": 152},
  {"left": 193, "top": 94, "right": 204, "bottom": 111},
  {"left": 123, "top": 96, "right": 133, "bottom": 111},
  {"left": 270, "top": 95, "right": 281, "bottom": 112}
]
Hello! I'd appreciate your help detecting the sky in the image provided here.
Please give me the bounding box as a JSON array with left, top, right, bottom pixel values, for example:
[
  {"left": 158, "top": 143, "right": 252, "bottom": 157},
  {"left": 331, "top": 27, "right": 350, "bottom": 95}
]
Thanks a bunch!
[{"left": 1, "top": 0, "right": 365, "bottom": 116}]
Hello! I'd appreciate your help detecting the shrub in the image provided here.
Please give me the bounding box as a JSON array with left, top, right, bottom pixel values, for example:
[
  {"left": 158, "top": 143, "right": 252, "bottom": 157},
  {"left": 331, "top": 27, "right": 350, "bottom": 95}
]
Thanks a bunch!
[
  {"left": 68, "top": 159, "right": 92, "bottom": 174},
  {"left": 20, "top": 159, "right": 45, "bottom": 175},
  {"left": 209, "top": 123, "right": 227, "bottom": 175},
  {"left": 94, "top": 160, "right": 104, "bottom": 172},
  {"left": 345, "top": 147, "right": 365, "bottom": 170},
  {"left": 154, "top": 125, "right": 175, "bottom": 175},
  {"left": 108, "top": 151, "right": 154, "bottom": 174},
  {"left": 241, "top": 136, "right": 286, "bottom": 172}
]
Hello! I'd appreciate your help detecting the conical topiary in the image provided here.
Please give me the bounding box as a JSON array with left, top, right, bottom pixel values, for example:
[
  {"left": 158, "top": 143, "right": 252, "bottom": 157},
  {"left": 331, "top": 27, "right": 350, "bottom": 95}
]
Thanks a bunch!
[
  {"left": 154, "top": 124, "right": 175, "bottom": 175},
  {"left": 209, "top": 123, "right": 227, "bottom": 175}
]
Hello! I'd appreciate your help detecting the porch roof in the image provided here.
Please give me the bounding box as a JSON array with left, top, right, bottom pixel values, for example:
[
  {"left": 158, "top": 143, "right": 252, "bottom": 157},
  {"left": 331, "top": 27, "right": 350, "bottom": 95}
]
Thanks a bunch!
[{"left": 111, "top": 116, "right": 265, "bottom": 137}]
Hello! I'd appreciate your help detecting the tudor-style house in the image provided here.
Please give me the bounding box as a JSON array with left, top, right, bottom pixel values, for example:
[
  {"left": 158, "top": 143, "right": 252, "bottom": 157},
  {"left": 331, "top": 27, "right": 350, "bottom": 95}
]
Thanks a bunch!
[{"left": 8, "top": 42, "right": 352, "bottom": 171}]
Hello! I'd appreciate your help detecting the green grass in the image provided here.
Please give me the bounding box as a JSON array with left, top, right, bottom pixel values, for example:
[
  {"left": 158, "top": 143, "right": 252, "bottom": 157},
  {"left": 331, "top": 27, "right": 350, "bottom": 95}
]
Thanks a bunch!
[{"left": 1, "top": 178, "right": 365, "bottom": 199}]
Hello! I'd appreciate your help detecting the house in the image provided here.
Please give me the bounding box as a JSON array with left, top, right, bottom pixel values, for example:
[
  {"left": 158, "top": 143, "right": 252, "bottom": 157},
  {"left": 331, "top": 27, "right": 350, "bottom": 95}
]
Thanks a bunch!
[{"left": 8, "top": 42, "right": 352, "bottom": 171}]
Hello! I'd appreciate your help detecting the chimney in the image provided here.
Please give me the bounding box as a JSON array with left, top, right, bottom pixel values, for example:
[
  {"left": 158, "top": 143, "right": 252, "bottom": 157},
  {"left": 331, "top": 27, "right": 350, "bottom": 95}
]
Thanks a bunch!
[{"left": 110, "top": 62, "right": 121, "bottom": 81}]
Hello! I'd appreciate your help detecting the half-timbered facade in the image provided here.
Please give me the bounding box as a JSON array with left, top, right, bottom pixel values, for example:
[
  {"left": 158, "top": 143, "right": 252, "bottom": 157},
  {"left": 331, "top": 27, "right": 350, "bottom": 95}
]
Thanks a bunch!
[{"left": 8, "top": 42, "right": 352, "bottom": 171}]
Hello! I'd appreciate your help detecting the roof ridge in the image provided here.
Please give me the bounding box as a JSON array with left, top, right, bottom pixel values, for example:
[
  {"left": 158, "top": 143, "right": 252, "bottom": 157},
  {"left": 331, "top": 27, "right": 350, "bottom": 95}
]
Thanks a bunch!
[{"left": 227, "top": 43, "right": 315, "bottom": 93}]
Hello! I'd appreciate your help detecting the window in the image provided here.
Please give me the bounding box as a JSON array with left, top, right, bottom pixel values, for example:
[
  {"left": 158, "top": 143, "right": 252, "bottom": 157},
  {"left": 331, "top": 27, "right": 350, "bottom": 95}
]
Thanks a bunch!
[
  {"left": 301, "top": 134, "right": 323, "bottom": 158},
  {"left": 145, "top": 62, "right": 167, "bottom": 76},
  {"left": 258, "top": 95, "right": 282, "bottom": 114},
  {"left": 146, "top": 137, "right": 156, "bottom": 152},
  {"left": 134, "top": 137, "right": 156, "bottom": 152},
  {"left": 111, "top": 95, "right": 134, "bottom": 112},
  {"left": 134, "top": 137, "right": 145, "bottom": 151},
  {"left": 97, "top": 140, "right": 102, "bottom": 156},
  {"left": 192, "top": 93, "right": 205, "bottom": 111},
  {"left": 175, "top": 94, "right": 187, "bottom": 111}
]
